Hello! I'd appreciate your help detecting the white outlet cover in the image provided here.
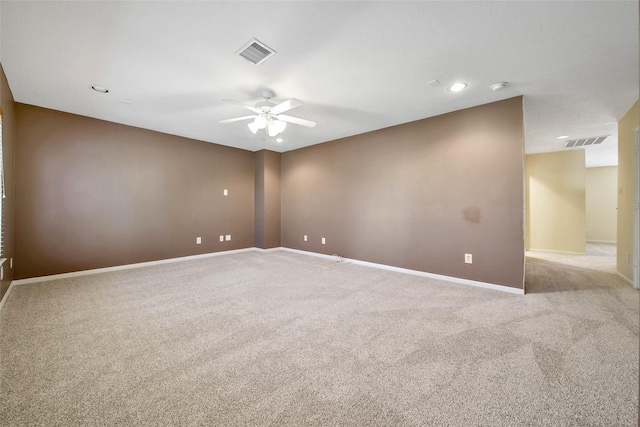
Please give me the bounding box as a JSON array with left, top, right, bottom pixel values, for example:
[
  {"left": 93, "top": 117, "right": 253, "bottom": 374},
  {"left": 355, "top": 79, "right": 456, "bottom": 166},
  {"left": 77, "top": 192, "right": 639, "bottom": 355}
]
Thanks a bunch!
[
  {"left": 322, "top": 238, "right": 326, "bottom": 244},
  {"left": 465, "top": 253, "right": 472, "bottom": 264},
  {"left": 225, "top": 235, "right": 231, "bottom": 241},
  {"left": 304, "top": 235, "right": 308, "bottom": 241},
  {"left": 224, "top": 189, "right": 228, "bottom": 196},
  {"left": 220, "top": 235, "right": 224, "bottom": 242},
  {"left": 196, "top": 237, "right": 202, "bottom": 244}
]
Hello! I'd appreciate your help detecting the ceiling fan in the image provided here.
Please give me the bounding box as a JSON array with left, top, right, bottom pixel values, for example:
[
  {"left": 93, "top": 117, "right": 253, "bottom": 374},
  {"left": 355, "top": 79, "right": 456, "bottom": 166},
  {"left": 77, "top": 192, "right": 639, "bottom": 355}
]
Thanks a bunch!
[{"left": 220, "top": 91, "right": 316, "bottom": 138}]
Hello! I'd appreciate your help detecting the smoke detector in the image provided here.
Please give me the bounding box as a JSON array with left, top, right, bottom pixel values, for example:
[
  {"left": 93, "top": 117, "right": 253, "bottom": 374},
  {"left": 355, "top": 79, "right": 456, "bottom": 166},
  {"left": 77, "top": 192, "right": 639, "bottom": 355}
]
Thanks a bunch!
[{"left": 490, "top": 82, "right": 508, "bottom": 91}]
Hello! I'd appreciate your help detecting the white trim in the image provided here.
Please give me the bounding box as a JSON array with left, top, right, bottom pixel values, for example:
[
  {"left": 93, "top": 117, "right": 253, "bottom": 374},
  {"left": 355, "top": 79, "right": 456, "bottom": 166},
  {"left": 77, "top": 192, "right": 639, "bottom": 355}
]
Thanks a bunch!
[
  {"left": 526, "top": 248, "right": 585, "bottom": 255},
  {"left": 586, "top": 240, "right": 617, "bottom": 244},
  {"left": 280, "top": 248, "right": 524, "bottom": 294},
  {"left": 280, "top": 247, "right": 336, "bottom": 260},
  {"left": 0, "top": 280, "right": 16, "bottom": 312},
  {"left": 11, "top": 248, "right": 258, "bottom": 286},
  {"left": 253, "top": 247, "right": 283, "bottom": 253},
  {"left": 616, "top": 272, "right": 634, "bottom": 287},
  {"left": 633, "top": 129, "right": 639, "bottom": 289},
  {"left": 6, "top": 246, "right": 525, "bottom": 300}
]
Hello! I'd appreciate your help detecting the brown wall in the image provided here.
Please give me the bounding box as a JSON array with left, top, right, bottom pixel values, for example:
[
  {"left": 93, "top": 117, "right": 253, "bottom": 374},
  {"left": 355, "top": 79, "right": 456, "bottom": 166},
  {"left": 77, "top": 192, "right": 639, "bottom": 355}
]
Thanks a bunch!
[
  {"left": 254, "top": 150, "right": 281, "bottom": 249},
  {"left": 281, "top": 97, "right": 525, "bottom": 289},
  {"left": 0, "top": 64, "right": 16, "bottom": 300},
  {"left": 14, "top": 104, "right": 255, "bottom": 279}
]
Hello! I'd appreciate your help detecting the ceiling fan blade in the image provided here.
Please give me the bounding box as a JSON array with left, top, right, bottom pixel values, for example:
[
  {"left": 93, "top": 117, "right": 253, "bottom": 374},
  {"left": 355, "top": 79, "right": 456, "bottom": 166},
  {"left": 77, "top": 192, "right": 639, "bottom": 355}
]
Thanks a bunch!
[
  {"left": 219, "top": 115, "right": 257, "bottom": 124},
  {"left": 277, "top": 114, "right": 316, "bottom": 128},
  {"left": 222, "top": 98, "right": 262, "bottom": 114},
  {"left": 271, "top": 98, "right": 303, "bottom": 115}
]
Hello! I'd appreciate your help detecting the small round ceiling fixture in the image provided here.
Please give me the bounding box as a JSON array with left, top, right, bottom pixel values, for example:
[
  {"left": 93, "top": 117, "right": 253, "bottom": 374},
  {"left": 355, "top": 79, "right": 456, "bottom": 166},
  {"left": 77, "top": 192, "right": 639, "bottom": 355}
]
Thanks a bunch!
[
  {"left": 275, "top": 138, "right": 284, "bottom": 143},
  {"left": 91, "top": 85, "right": 109, "bottom": 93},
  {"left": 557, "top": 135, "right": 569, "bottom": 139},
  {"left": 490, "top": 82, "right": 508, "bottom": 91},
  {"left": 447, "top": 82, "right": 467, "bottom": 92}
]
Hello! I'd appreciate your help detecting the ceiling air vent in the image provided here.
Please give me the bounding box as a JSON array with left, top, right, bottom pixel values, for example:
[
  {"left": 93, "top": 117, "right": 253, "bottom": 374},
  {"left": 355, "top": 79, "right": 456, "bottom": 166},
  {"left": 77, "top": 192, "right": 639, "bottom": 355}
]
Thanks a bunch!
[
  {"left": 237, "top": 38, "right": 276, "bottom": 65},
  {"left": 565, "top": 135, "right": 608, "bottom": 148}
]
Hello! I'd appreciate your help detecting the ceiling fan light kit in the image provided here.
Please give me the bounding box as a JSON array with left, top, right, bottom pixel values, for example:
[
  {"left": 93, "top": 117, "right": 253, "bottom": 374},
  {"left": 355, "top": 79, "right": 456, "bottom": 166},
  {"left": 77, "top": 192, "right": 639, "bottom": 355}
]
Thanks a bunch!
[{"left": 220, "top": 91, "right": 316, "bottom": 141}]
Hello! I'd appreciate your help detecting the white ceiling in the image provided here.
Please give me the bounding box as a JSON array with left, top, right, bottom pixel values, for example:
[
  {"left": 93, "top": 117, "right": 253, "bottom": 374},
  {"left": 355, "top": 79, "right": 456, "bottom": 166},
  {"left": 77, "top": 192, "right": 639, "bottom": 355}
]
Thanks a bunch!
[{"left": 1, "top": 1, "right": 637, "bottom": 167}]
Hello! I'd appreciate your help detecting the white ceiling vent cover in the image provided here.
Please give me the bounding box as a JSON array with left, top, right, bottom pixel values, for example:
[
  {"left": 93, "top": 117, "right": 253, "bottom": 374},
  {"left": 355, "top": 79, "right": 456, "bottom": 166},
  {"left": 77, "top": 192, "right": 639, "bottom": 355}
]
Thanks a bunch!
[
  {"left": 565, "top": 135, "right": 609, "bottom": 148},
  {"left": 237, "top": 38, "right": 276, "bottom": 65}
]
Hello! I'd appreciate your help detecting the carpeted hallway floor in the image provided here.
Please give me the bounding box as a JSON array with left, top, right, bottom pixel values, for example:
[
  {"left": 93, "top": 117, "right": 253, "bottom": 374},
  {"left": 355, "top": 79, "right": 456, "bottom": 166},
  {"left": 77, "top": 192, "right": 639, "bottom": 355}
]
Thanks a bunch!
[{"left": 1, "top": 248, "right": 638, "bottom": 426}]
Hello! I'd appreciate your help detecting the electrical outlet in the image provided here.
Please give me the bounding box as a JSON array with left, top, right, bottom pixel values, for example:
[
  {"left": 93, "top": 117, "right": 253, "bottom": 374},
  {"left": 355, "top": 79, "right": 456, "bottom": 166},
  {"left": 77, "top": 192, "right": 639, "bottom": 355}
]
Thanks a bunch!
[
  {"left": 196, "top": 237, "right": 202, "bottom": 244},
  {"left": 465, "top": 253, "right": 472, "bottom": 264},
  {"left": 224, "top": 189, "right": 228, "bottom": 196},
  {"left": 322, "top": 237, "right": 326, "bottom": 245},
  {"left": 220, "top": 235, "right": 224, "bottom": 242},
  {"left": 304, "top": 235, "right": 308, "bottom": 242},
  {"left": 225, "top": 235, "right": 231, "bottom": 241}
]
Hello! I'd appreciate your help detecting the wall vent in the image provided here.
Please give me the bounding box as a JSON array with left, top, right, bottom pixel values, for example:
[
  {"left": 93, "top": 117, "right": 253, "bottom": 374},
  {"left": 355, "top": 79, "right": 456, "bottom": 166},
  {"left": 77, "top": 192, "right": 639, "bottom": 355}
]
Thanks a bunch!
[
  {"left": 237, "top": 38, "right": 276, "bottom": 65},
  {"left": 565, "top": 135, "right": 608, "bottom": 148}
]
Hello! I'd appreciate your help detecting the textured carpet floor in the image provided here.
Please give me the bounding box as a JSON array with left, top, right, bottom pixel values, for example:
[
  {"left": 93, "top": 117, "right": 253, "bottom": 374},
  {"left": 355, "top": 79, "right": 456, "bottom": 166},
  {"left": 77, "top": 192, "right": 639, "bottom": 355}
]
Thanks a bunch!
[{"left": 1, "top": 250, "right": 638, "bottom": 426}]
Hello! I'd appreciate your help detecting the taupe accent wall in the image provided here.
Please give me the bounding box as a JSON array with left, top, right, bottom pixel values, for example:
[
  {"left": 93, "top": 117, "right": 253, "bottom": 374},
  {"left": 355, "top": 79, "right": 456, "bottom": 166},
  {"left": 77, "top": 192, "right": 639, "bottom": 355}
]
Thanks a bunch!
[
  {"left": 15, "top": 104, "right": 255, "bottom": 279},
  {"left": 0, "top": 64, "right": 16, "bottom": 300},
  {"left": 254, "top": 150, "right": 281, "bottom": 249},
  {"left": 281, "top": 97, "right": 525, "bottom": 289}
]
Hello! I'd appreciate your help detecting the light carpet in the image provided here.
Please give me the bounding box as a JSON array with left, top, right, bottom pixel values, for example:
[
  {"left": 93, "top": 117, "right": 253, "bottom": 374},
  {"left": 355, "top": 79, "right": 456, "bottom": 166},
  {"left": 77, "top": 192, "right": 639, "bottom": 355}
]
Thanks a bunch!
[{"left": 1, "top": 250, "right": 638, "bottom": 426}]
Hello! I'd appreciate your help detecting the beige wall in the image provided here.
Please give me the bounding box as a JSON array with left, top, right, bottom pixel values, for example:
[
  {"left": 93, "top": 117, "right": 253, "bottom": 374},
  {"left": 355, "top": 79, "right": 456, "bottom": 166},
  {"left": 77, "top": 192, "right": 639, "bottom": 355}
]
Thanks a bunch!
[
  {"left": 616, "top": 100, "right": 638, "bottom": 282},
  {"left": 526, "top": 150, "right": 586, "bottom": 253},
  {"left": 15, "top": 104, "right": 255, "bottom": 279},
  {"left": 282, "top": 97, "right": 525, "bottom": 289},
  {"left": 586, "top": 166, "right": 617, "bottom": 242}
]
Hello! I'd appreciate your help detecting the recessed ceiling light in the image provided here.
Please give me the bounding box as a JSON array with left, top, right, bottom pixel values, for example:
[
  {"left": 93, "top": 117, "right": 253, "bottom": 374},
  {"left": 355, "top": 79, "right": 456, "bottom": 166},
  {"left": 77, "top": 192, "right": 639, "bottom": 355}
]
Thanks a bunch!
[
  {"left": 447, "top": 83, "right": 467, "bottom": 92},
  {"left": 275, "top": 138, "right": 284, "bottom": 143},
  {"left": 490, "top": 82, "right": 508, "bottom": 91},
  {"left": 557, "top": 135, "right": 569, "bottom": 139},
  {"left": 91, "top": 85, "right": 109, "bottom": 93}
]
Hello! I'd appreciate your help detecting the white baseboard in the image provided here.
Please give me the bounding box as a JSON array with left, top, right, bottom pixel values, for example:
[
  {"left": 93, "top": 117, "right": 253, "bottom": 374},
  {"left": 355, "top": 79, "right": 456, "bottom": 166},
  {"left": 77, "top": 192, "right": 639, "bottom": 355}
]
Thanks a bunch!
[
  {"left": 253, "top": 247, "right": 283, "bottom": 253},
  {"left": 616, "top": 272, "right": 634, "bottom": 287},
  {"left": 3, "top": 245, "right": 524, "bottom": 312},
  {"left": 0, "top": 280, "right": 16, "bottom": 312},
  {"left": 526, "top": 248, "right": 585, "bottom": 255},
  {"left": 11, "top": 247, "right": 259, "bottom": 286},
  {"left": 279, "top": 248, "right": 524, "bottom": 295}
]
